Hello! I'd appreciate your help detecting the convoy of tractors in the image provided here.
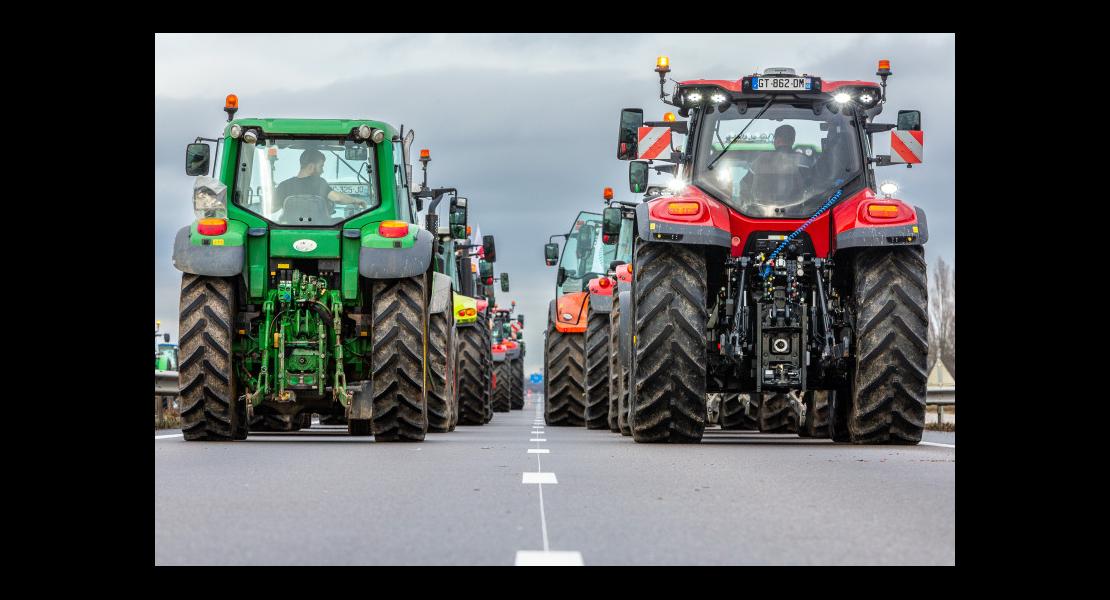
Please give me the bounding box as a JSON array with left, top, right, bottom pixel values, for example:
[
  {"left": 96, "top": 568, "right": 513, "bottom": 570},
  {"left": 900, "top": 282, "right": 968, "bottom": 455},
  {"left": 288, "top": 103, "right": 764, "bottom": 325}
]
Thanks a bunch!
[{"left": 171, "top": 56, "right": 929, "bottom": 445}]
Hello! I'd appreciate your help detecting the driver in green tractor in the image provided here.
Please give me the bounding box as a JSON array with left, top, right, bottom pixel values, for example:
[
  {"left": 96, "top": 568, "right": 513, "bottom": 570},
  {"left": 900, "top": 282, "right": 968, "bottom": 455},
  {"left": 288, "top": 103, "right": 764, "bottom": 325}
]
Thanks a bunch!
[{"left": 276, "top": 148, "right": 368, "bottom": 214}]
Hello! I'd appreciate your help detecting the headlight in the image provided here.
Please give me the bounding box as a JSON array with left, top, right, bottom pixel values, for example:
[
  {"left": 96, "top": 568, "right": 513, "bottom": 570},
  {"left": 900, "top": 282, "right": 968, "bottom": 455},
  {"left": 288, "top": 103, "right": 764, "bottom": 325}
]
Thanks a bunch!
[
  {"left": 833, "top": 92, "right": 852, "bottom": 104},
  {"left": 858, "top": 93, "right": 874, "bottom": 105},
  {"left": 242, "top": 129, "right": 258, "bottom": 144},
  {"left": 710, "top": 93, "right": 727, "bottom": 104},
  {"left": 358, "top": 124, "right": 372, "bottom": 139},
  {"left": 193, "top": 176, "right": 228, "bottom": 219},
  {"left": 229, "top": 124, "right": 242, "bottom": 139},
  {"left": 686, "top": 92, "right": 703, "bottom": 103},
  {"left": 879, "top": 181, "right": 898, "bottom": 196}
]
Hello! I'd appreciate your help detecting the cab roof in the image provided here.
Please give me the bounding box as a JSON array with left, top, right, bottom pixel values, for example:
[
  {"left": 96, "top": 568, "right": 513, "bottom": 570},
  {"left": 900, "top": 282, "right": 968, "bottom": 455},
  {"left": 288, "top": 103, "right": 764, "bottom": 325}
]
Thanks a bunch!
[
  {"left": 678, "top": 78, "right": 880, "bottom": 94},
  {"left": 223, "top": 118, "right": 398, "bottom": 139}
]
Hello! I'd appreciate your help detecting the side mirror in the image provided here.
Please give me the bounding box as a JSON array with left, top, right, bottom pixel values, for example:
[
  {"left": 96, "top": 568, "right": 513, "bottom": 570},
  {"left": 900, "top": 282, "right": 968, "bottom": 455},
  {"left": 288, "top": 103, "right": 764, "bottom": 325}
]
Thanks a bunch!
[
  {"left": 450, "top": 196, "right": 468, "bottom": 239},
  {"left": 479, "top": 260, "right": 493, "bottom": 280},
  {"left": 544, "top": 242, "right": 559, "bottom": 266},
  {"left": 482, "top": 235, "right": 497, "bottom": 263},
  {"left": 897, "top": 110, "right": 921, "bottom": 131},
  {"left": 617, "top": 108, "right": 644, "bottom": 160},
  {"left": 517, "top": 314, "right": 524, "bottom": 326},
  {"left": 185, "top": 143, "right": 211, "bottom": 176},
  {"left": 557, "top": 267, "right": 568, "bottom": 287},
  {"left": 164, "top": 333, "right": 170, "bottom": 343},
  {"left": 602, "top": 207, "right": 622, "bottom": 244},
  {"left": 500, "top": 272, "right": 510, "bottom": 292},
  {"left": 629, "top": 161, "right": 649, "bottom": 194}
]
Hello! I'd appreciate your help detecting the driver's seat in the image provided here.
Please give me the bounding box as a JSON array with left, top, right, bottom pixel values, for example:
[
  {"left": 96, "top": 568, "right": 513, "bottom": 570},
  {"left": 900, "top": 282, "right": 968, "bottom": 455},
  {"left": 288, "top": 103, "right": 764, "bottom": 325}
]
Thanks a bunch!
[
  {"left": 281, "top": 194, "right": 331, "bottom": 225},
  {"left": 749, "top": 152, "right": 804, "bottom": 204}
]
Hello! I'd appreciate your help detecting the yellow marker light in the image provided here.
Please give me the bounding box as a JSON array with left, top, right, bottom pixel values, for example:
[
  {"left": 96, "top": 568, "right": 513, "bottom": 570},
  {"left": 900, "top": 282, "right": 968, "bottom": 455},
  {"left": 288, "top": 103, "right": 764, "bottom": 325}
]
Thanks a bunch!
[
  {"left": 471, "top": 262, "right": 477, "bottom": 272},
  {"left": 667, "top": 202, "right": 700, "bottom": 215},
  {"left": 212, "top": 239, "right": 225, "bottom": 246},
  {"left": 867, "top": 204, "right": 900, "bottom": 218},
  {"left": 912, "top": 225, "right": 919, "bottom": 233},
  {"left": 663, "top": 112, "right": 676, "bottom": 122},
  {"left": 360, "top": 331, "right": 368, "bottom": 337},
  {"left": 277, "top": 263, "right": 291, "bottom": 269},
  {"left": 238, "top": 329, "right": 246, "bottom": 335},
  {"left": 273, "top": 333, "right": 280, "bottom": 348}
]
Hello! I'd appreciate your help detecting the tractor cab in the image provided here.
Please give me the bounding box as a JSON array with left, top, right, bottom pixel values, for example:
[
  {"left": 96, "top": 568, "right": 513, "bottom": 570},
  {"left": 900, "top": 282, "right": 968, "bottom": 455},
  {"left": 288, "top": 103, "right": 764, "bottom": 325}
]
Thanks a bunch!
[
  {"left": 155, "top": 343, "right": 178, "bottom": 371},
  {"left": 547, "top": 211, "right": 617, "bottom": 296}
]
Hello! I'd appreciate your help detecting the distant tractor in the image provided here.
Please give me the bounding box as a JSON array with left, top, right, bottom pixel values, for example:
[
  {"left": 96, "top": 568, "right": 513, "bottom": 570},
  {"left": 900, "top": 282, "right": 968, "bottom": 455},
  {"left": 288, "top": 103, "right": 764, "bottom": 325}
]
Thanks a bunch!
[
  {"left": 542, "top": 207, "right": 622, "bottom": 426},
  {"left": 614, "top": 58, "right": 929, "bottom": 444},
  {"left": 172, "top": 96, "right": 435, "bottom": 441},
  {"left": 491, "top": 300, "right": 525, "bottom": 411}
]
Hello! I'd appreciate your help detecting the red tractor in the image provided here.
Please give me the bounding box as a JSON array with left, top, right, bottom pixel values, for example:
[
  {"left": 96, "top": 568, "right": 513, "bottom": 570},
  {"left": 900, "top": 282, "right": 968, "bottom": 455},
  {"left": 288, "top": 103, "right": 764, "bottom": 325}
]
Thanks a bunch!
[{"left": 614, "top": 58, "right": 929, "bottom": 444}]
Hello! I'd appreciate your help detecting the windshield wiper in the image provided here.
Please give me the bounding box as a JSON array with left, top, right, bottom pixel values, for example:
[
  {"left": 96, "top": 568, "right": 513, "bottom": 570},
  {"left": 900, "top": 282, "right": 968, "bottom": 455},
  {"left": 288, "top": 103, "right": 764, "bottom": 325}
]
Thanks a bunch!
[{"left": 706, "top": 98, "right": 775, "bottom": 172}]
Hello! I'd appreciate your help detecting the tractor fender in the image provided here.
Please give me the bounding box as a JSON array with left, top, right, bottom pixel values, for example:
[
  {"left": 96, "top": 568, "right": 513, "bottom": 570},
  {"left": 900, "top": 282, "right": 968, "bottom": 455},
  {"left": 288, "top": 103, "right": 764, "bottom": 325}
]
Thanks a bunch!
[
  {"left": 835, "top": 205, "right": 929, "bottom": 250},
  {"left": 346, "top": 382, "right": 373, "bottom": 421},
  {"left": 589, "top": 291, "right": 613, "bottom": 314},
  {"left": 428, "top": 271, "right": 453, "bottom": 315},
  {"left": 359, "top": 228, "right": 433, "bottom": 279},
  {"left": 616, "top": 290, "right": 632, "bottom": 372},
  {"left": 553, "top": 291, "right": 589, "bottom": 333},
  {"left": 172, "top": 225, "right": 244, "bottom": 276},
  {"left": 635, "top": 194, "right": 732, "bottom": 248}
]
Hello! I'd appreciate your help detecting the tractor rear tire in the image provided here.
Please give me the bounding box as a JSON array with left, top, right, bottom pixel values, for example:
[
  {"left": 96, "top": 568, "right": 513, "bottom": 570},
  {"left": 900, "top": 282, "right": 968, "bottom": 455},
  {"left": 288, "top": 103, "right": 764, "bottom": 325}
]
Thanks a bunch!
[
  {"left": 479, "top": 310, "right": 494, "bottom": 423},
  {"left": 758, "top": 391, "right": 800, "bottom": 433},
  {"left": 799, "top": 390, "right": 831, "bottom": 438},
  {"left": 456, "top": 313, "right": 488, "bottom": 425},
  {"left": 584, "top": 304, "right": 612, "bottom": 430},
  {"left": 426, "top": 309, "right": 455, "bottom": 432},
  {"left": 179, "top": 274, "right": 244, "bottom": 441},
  {"left": 629, "top": 241, "right": 708, "bottom": 443},
  {"left": 544, "top": 315, "right": 586, "bottom": 427},
  {"left": 493, "top": 360, "right": 512, "bottom": 412},
  {"left": 369, "top": 276, "right": 429, "bottom": 442},
  {"left": 719, "top": 393, "right": 758, "bottom": 430},
  {"left": 846, "top": 247, "right": 928, "bottom": 444},
  {"left": 607, "top": 296, "right": 622, "bottom": 433},
  {"left": 510, "top": 358, "right": 524, "bottom": 410}
]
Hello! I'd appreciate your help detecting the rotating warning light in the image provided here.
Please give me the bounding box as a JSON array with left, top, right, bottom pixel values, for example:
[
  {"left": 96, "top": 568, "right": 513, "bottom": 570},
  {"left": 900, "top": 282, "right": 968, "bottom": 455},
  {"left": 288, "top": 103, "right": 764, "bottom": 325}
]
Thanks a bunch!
[
  {"left": 663, "top": 112, "right": 676, "bottom": 122},
  {"left": 603, "top": 187, "right": 614, "bottom": 200},
  {"left": 655, "top": 55, "right": 670, "bottom": 73},
  {"left": 877, "top": 59, "right": 891, "bottom": 75}
]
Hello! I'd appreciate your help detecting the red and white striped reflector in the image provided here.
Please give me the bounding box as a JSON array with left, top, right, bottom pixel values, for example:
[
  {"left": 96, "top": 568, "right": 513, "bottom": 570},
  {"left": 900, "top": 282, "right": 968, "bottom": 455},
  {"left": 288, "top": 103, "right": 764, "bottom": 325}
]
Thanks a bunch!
[
  {"left": 890, "top": 130, "right": 923, "bottom": 164},
  {"left": 637, "top": 126, "right": 672, "bottom": 160}
]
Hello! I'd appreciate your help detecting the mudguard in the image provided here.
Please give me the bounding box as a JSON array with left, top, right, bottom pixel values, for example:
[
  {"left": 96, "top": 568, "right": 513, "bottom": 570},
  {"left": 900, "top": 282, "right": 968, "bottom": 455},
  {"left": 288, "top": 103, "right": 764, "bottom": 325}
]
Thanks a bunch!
[
  {"left": 505, "top": 341, "right": 521, "bottom": 360},
  {"left": 429, "top": 271, "right": 452, "bottom": 315},
  {"left": 346, "top": 382, "right": 372, "bottom": 420},
  {"left": 553, "top": 291, "right": 589, "bottom": 333},
  {"left": 172, "top": 225, "right": 244, "bottom": 276},
  {"left": 359, "top": 227, "right": 433, "bottom": 279},
  {"left": 635, "top": 192, "right": 732, "bottom": 248},
  {"left": 589, "top": 292, "right": 613, "bottom": 314},
  {"left": 616, "top": 290, "right": 632, "bottom": 371},
  {"left": 835, "top": 205, "right": 929, "bottom": 250}
]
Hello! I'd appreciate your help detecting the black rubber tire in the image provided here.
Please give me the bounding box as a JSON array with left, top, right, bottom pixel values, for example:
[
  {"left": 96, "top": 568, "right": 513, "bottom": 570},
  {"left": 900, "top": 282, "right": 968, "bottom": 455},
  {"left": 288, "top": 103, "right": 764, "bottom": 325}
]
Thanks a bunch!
[
  {"left": 479, "top": 310, "right": 494, "bottom": 423},
  {"left": 369, "top": 276, "right": 428, "bottom": 442},
  {"left": 544, "top": 314, "right": 586, "bottom": 426},
  {"left": 510, "top": 358, "right": 524, "bottom": 410},
  {"left": 493, "top": 360, "right": 512, "bottom": 412},
  {"left": 179, "top": 274, "right": 244, "bottom": 441},
  {"left": 719, "top": 393, "right": 757, "bottom": 430},
  {"left": 845, "top": 247, "right": 928, "bottom": 444},
  {"left": 629, "top": 241, "right": 708, "bottom": 443},
  {"left": 584, "top": 304, "right": 612, "bottom": 429},
  {"left": 456, "top": 310, "right": 489, "bottom": 425},
  {"left": 426, "top": 309, "right": 455, "bottom": 432},
  {"left": 758, "top": 391, "right": 800, "bottom": 433},
  {"left": 607, "top": 296, "right": 622, "bottom": 433},
  {"left": 799, "top": 390, "right": 831, "bottom": 438},
  {"left": 448, "top": 326, "right": 460, "bottom": 430}
]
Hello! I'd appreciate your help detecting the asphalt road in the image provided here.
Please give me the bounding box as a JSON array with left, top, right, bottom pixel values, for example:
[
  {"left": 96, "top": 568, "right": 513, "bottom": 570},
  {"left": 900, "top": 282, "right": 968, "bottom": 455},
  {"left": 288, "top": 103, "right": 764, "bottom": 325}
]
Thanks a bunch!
[{"left": 155, "top": 395, "right": 954, "bottom": 565}]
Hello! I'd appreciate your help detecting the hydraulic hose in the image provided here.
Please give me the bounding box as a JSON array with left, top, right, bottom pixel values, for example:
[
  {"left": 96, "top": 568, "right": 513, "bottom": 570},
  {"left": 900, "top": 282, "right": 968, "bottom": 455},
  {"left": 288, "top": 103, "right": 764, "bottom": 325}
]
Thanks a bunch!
[{"left": 759, "top": 178, "right": 845, "bottom": 279}]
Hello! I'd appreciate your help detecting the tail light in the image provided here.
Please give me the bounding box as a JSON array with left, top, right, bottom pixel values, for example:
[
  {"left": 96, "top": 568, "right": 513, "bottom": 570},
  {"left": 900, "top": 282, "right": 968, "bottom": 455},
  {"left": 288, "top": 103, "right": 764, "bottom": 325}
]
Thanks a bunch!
[
  {"left": 598, "top": 277, "right": 611, "bottom": 288},
  {"left": 867, "top": 203, "right": 900, "bottom": 219},
  {"left": 667, "top": 202, "right": 699, "bottom": 215},
  {"left": 379, "top": 220, "right": 409, "bottom": 238},
  {"left": 197, "top": 218, "right": 227, "bottom": 236}
]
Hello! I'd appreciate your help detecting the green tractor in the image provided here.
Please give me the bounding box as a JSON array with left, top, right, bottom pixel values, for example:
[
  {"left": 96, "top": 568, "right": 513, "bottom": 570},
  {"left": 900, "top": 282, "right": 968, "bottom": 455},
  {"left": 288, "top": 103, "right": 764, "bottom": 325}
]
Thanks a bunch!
[
  {"left": 413, "top": 150, "right": 497, "bottom": 427},
  {"left": 154, "top": 320, "right": 178, "bottom": 371},
  {"left": 172, "top": 95, "right": 434, "bottom": 441}
]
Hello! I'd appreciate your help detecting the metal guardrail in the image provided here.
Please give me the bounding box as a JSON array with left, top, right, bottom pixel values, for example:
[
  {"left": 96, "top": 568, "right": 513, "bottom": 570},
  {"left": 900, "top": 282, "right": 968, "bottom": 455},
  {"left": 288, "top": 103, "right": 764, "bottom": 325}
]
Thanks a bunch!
[
  {"left": 155, "top": 370, "right": 179, "bottom": 396},
  {"left": 926, "top": 387, "right": 955, "bottom": 423}
]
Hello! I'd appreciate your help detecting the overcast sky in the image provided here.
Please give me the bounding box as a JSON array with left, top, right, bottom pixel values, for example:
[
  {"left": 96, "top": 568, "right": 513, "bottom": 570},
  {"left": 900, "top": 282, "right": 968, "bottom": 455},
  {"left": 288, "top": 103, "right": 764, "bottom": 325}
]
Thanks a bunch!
[{"left": 155, "top": 33, "right": 954, "bottom": 377}]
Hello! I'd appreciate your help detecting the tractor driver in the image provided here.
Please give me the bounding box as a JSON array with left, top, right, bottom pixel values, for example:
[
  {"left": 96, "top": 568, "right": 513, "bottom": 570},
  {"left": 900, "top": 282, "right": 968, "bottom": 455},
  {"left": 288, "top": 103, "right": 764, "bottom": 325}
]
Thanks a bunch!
[
  {"left": 738, "top": 124, "right": 808, "bottom": 207},
  {"left": 276, "top": 148, "right": 368, "bottom": 215}
]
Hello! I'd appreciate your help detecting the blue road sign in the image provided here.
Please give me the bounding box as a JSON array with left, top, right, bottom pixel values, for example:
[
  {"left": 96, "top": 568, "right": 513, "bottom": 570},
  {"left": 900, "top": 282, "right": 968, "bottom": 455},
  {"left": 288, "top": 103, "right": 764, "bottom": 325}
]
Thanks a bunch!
[{"left": 530, "top": 373, "right": 543, "bottom": 384}]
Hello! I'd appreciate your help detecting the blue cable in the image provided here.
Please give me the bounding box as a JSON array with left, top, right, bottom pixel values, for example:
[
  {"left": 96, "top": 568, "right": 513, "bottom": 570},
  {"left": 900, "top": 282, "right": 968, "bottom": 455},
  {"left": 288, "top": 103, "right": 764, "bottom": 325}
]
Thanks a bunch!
[{"left": 760, "top": 179, "right": 844, "bottom": 279}]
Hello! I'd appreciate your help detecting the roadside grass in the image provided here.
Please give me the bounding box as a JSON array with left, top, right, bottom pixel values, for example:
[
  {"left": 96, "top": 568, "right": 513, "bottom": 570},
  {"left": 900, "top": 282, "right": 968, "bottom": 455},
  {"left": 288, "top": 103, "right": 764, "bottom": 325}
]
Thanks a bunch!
[
  {"left": 925, "top": 421, "right": 955, "bottom": 432},
  {"left": 156, "top": 407, "right": 181, "bottom": 430}
]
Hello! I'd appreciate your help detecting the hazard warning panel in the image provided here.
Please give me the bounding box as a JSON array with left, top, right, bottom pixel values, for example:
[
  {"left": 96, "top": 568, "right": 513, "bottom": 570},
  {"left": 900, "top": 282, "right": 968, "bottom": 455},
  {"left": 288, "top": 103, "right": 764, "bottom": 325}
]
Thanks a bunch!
[
  {"left": 637, "top": 126, "right": 672, "bottom": 160},
  {"left": 890, "top": 130, "right": 923, "bottom": 164}
]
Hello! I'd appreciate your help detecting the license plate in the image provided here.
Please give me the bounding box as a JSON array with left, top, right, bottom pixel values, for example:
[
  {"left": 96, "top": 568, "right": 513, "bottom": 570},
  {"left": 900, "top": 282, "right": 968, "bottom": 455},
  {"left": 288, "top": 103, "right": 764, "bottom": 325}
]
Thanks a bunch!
[{"left": 752, "top": 77, "right": 811, "bottom": 91}]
